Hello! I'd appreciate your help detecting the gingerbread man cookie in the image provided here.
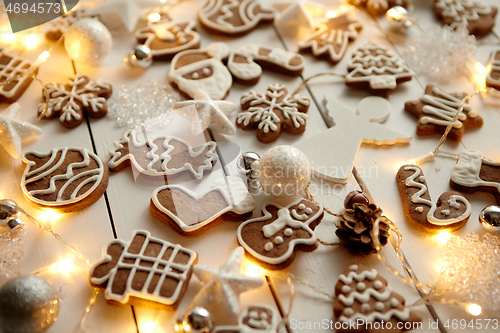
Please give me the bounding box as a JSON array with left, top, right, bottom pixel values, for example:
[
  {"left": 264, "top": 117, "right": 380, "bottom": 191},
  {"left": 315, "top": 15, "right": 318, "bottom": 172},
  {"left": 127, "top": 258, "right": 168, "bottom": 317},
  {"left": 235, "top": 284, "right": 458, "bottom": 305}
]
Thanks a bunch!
[
  {"left": 38, "top": 74, "right": 112, "bottom": 129},
  {"left": 345, "top": 43, "right": 414, "bottom": 94},
  {"left": 397, "top": 165, "right": 471, "bottom": 232},
  {"left": 227, "top": 44, "right": 305, "bottom": 85},
  {"left": 486, "top": 49, "right": 500, "bottom": 91},
  {"left": 198, "top": 0, "right": 276, "bottom": 35},
  {"left": 333, "top": 264, "right": 422, "bottom": 332},
  {"left": 151, "top": 176, "right": 255, "bottom": 236},
  {"left": 451, "top": 149, "right": 500, "bottom": 205},
  {"left": 434, "top": 0, "right": 498, "bottom": 36},
  {"left": 0, "top": 48, "right": 38, "bottom": 103},
  {"left": 90, "top": 230, "right": 198, "bottom": 308},
  {"left": 108, "top": 130, "right": 218, "bottom": 180},
  {"left": 168, "top": 42, "right": 232, "bottom": 100},
  {"left": 298, "top": 13, "right": 362, "bottom": 64},
  {"left": 237, "top": 198, "right": 324, "bottom": 268},
  {"left": 21, "top": 147, "right": 109, "bottom": 212},
  {"left": 236, "top": 83, "right": 310, "bottom": 144},
  {"left": 404, "top": 85, "right": 483, "bottom": 142},
  {"left": 135, "top": 19, "right": 200, "bottom": 60}
]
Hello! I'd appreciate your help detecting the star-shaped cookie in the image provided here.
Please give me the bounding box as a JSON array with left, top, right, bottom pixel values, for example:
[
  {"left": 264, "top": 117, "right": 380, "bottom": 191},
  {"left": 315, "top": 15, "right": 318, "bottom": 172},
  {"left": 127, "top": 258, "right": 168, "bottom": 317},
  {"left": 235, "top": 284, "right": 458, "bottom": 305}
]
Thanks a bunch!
[
  {"left": 0, "top": 103, "right": 41, "bottom": 158},
  {"left": 173, "top": 90, "right": 236, "bottom": 135},
  {"left": 405, "top": 85, "right": 483, "bottom": 141},
  {"left": 190, "top": 247, "right": 264, "bottom": 316}
]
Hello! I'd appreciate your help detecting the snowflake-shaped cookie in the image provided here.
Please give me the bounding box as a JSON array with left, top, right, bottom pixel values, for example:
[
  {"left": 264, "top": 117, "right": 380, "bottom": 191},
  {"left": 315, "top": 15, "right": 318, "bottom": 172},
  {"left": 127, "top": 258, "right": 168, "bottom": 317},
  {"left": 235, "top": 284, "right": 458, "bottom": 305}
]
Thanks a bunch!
[
  {"left": 236, "top": 84, "right": 309, "bottom": 143},
  {"left": 38, "top": 74, "right": 112, "bottom": 129}
]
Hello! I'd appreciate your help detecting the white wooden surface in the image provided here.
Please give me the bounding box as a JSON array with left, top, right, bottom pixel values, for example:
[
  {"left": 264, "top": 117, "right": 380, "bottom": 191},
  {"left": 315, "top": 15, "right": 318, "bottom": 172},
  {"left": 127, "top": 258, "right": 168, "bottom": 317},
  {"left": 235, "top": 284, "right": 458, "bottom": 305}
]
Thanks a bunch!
[{"left": 1, "top": 0, "right": 500, "bottom": 332}]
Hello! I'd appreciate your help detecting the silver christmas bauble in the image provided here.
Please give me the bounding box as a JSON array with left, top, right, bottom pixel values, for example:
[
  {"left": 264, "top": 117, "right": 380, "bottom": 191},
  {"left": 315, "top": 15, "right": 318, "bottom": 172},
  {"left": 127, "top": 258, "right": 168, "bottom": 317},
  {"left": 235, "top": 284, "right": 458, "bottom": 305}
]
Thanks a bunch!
[
  {"left": 64, "top": 18, "right": 112, "bottom": 65},
  {"left": 0, "top": 275, "right": 59, "bottom": 333},
  {"left": 386, "top": 6, "right": 413, "bottom": 30},
  {"left": 479, "top": 205, "right": 500, "bottom": 232},
  {"left": 0, "top": 199, "right": 20, "bottom": 223},
  {"left": 175, "top": 307, "right": 214, "bottom": 333},
  {"left": 127, "top": 45, "right": 153, "bottom": 68},
  {"left": 237, "top": 152, "right": 260, "bottom": 175}
]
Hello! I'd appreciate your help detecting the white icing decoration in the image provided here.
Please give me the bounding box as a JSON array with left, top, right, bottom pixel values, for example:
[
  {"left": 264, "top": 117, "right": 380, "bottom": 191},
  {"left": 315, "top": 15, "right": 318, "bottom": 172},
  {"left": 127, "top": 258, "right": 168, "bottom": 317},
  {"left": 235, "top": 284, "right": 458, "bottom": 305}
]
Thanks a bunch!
[
  {"left": 447, "top": 197, "right": 461, "bottom": 209},
  {"left": 415, "top": 207, "right": 424, "bottom": 213},
  {"left": 21, "top": 147, "right": 105, "bottom": 207},
  {"left": 298, "top": 203, "right": 306, "bottom": 210},
  {"left": 340, "top": 269, "right": 377, "bottom": 284},
  {"left": 391, "top": 298, "right": 400, "bottom": 307},
  {"left": 90, "top": 230, "right": 197, "bottom": 305},
  {"left": 338, "top": 287, "right": 393, "bottom": 306},
  {"left": 152, "top": 176, "right": 256, "bottom": 233},
  {"left": 236, "top": 305, "right": 278, "bottom": 333},
  {"left": 346, "top": 43, "right": 414, "bottom": 90},
  {"left": 419, "top": 176, "right": 425, "bottom": 182},
  {"left": 441, "top": 209, "right": 450, "bottom": 216},
  {"left": 420, "top": 86, "right": 472, "bottom": 128},
  {"left": 291, "top": 208, "right": 310, "bottom": 220},
  {"left": 108, "top": 129, "right": 218, "bottom": 179},
  {"left": 237, "top": 198, "right": 323, "bottom": 265},
  {"left": 403, "top": 165, "right": 471, "bottom": 226},
  {"left": 168, "top": 43, "right": 232, "bottom": 100},
  {"left": 343, "top": 308, "right": 354, "bottom": 317},
  {"left": 357, "top": 282, "right": 366, "bottom": 291},
  {"left": 275, "top": 236, "right": 283, "bottom": 245},
  {"left": 264, "top": 242, "right": 273, "bottom": 251},
  {"left": 452, "top": 149, "right": 500, "bottom": 194},
  {"left": 375, "top": 302, "right": 385, "bottom": 311},
  {"left": 298, "top": 14, "right": 362, "bottom": 63},
  {"left": 284, "top": 228, "right": 293, "bottom": 236},
  {"left": 38, "top": 74, "right": 110, "bottom": 123},
  {"left": 374, "top": 280, "right": 383, "bottom": 289},
  {"left": 342, "top": 285, "right": 351, "bottom": 293},
  {"left": 198, "top": 0, "right": 276, "bottom": 34},
  {"left": 435, "top": 0, "right": 493, "bottom": 30},
  {"left": 237, "top": 83, "right": 309, "bottom": 133},
  {"left": 227, "top": 51, "right": 262, "bottom": 81},
  {"left": 361, "top": 303, "right": 370, "bottom": 313},
  {"left": 350, "top": 264, "right": 358, "bottom": 271},
  {"left": 305, "top": 208, "right": 313, "bottom": 214}
]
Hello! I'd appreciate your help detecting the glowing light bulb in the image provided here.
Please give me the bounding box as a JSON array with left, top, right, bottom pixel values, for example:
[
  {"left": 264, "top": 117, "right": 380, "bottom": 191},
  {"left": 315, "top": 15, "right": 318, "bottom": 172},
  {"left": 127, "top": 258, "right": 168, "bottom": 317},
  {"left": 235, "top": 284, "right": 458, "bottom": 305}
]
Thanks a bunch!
[
  {"left": 23, "top": 34, "right": 39, "bottom": 50},
  {"left": 326, "top": 10, "right": 337, "bottom": 18},
  {"left": 2, "top": 32, "right": 15, "bottom": 43},
  {"left": 40, "top": 209, "right": 61, "bottom": 223},
  {"left": 435, "top": 230, "right": 452, "bottom": 245},
  {"left": 52, "top": 258, "right": 75, "bottom": 275},
  {"left": 38, "top": 51, "right": 50, "bottom": 62},
  {"left": 243, "top": 262, "right": 263, "bottom": 277},
  {"left": 140, "top": 321, "right": 158, "bottom": 333},
  {"left": 148, "top": 13, "right": 161, "bottom": 22},
  {"left": 467, "top": 303, "right": 482, "bottom": 316},
  {"left": 387, "top": 8, "right": 402, "bottom": 20},
  {"left": 475, "top": 63, "right": 487, "bottom": 75}
]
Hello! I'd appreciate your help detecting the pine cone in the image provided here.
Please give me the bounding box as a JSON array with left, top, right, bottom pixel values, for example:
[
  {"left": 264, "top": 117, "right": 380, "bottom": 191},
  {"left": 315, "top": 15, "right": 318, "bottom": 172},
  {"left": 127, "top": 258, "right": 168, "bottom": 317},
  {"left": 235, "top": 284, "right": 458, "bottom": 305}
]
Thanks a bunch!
[{"left": 336, "top": 203, "right": 391, "bottom": 256}]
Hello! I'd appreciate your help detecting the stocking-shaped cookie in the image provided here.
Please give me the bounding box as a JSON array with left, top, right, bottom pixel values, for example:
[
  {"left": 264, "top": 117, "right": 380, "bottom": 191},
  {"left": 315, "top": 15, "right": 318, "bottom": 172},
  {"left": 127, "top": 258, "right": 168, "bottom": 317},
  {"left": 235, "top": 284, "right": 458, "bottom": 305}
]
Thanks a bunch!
[
  {"left": 294, "top": 96, "right": 411, "bottom": 184},
  {"left": 135, "top": 19, "right": 200, "bottom": 60},
  {"left": 486, "top": 49, "right": 500, "bottom": 91},
  {"left": 168, "top": 42, "right": 232, "bottom": 100},
  {"left": 333, "top": 264, "right": 422, "bottom": 332},
  {"left": 237, "top": 198, "right": 324, "bottom": 268},
  {"left": 397, "top": 165, "right": 471, "bottom": 232},
  {"left": 108, "top": 130, "right": 218, "bottom": 180},
  {"left": 90, "top": 230, "right": 198, "bottom": 308},
  {"left": 451, "top": 149, "right": 500, "bottom": 204}
]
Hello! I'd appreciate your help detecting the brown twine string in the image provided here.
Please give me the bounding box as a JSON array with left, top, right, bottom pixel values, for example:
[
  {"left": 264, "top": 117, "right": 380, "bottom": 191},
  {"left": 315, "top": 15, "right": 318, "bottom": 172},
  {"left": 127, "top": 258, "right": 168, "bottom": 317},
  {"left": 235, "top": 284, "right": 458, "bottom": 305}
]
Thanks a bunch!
[{"left": 292, "top": 72, "right": 346, "bottom": 96}]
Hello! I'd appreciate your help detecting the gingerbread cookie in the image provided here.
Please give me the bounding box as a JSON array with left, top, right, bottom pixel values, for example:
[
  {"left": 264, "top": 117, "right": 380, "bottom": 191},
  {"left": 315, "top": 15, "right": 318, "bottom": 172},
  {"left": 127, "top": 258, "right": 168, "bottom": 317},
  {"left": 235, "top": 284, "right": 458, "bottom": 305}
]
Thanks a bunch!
[
  {"left": 397, "top": 165, "right": 471, "bottom": 232},
  {"left": 198, "top": 0, "right": 276, "bottom": 35},
  {"left": 404, "top": 85, "right": 483, "bottom": 142},
  {"left": 345, "top": 43, "right": 414, "bottom": 94},
  {"left": 43, "top": 6, "right": 92, "bottom": 41},
  {"left": 90, "top": 230, "right": 197, "bottom": 308},
  {"left": 348, "top": 0, "right": 411, "bottom": 16},
  {"left": 227, "top": 44, "right": 305, "bottom": 85},
  {"left": 237, "top": 198, "right": 324, "bottom": 268},
  {"left": 434, "top": 0, "right": 498, "bottom": 36},
  {"left": 38, "top": 74, "right": 112, "bottom": 129},
  {"left": 21, "top": 147, "right": 108, "bottom": 212},
  {"left": 451, "top": 149, "right": 500, "bottom": 204},
  {"left": 298, "top": 13, "right": 362, "bottom": 64},
  {"left": 108, "top": 130, "right": 218, "bottom": 180},
  {"left": 151, "top": 176, "right": 255, "bottom": 235},
  {"left": 236, "top": 83, "right": 309, "bottom": 144},
  {"left": 135, "top": 19, "right": 200, "bottom": 60},
  {"left": 333, "top": 264, "right": 422, "bottom": 332},
  {"left": 0, "top": 48, "right": 38, "bottom": 103},
  {"left": 212, "top": 305, "right": 279, "bottom": 333},
  {"left": 168, "top": 42, "right": 232, "bottom": 100},
  {"left": 486, "top": 49, "right": 500, "bottom": 91}
]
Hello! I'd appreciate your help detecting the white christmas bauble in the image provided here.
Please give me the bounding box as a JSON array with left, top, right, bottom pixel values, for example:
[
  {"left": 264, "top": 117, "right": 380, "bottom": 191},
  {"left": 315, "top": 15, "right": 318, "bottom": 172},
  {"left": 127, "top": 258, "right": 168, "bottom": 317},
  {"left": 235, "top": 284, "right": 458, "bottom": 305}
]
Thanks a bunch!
[
  {"left": 64, "top": 18, "right": 112, "bottom": 65},
  {"left": 258, "top": 145, "right": 310, "bottom": 199}
]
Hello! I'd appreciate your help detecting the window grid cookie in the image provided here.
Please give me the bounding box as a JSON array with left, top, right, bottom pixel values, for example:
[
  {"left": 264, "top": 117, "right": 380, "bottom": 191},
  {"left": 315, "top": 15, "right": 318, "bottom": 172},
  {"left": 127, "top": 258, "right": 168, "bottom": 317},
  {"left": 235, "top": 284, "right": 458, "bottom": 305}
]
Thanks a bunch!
[
  {"left": 404, "top": 84, "right": 483, "bottom": 142},
  {"left": 486, "top": 49, "right": 500, "bottom": 91},
  {"left": 333, "top": 264, "right": 422, "bottom": 333},
  {"left": 108, "top": 130, "right": 218, "bottom": 180},
  {"left": 0, "top": 48, "right": 38, "bottom": 103},
  {"left": 451, "top": 149, "right": 500, "bottom": 205},
  {"left": 396, "top": 165, "right": 471, "bottom": 232},
  {"left": 237, "top": 198, "right": 324, "bottom": 268},
  {"left": 38, "top": 74, "right": 112, "bottom": 129},
  {"left": 21, "top": 147, "right": 108, "bottom": 212},
  {"left": 135, "top": 19, "right": 201, "bottom": 60},
  {"left": 236, "top": 83, "right": 310, "bottom": 144},
  {"left": 90, "top": 230, "right": 198, "bottom": 307},
  {"left": 434, "top": 0, "right": 498, "bottom": 36},
  {"left": 345, "top": 43, "right": 414, "bottom": 93},
  {"left": 298, "top": 13, "right": 362, "bottom": 64},
  {"left": 198, "top": 0, "right": 276, "bottom": 35},
  {"left": 151, "top": 176, "right": 255, "bottom": 235}
]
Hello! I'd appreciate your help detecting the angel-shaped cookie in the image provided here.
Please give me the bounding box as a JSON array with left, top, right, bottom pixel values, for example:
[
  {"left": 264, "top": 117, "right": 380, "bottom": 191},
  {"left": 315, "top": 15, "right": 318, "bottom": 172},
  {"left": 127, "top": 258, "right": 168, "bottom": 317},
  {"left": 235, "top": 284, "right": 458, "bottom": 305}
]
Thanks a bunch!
[{"left": 294, "top": 96, "right": 411, "bottom": 183}]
